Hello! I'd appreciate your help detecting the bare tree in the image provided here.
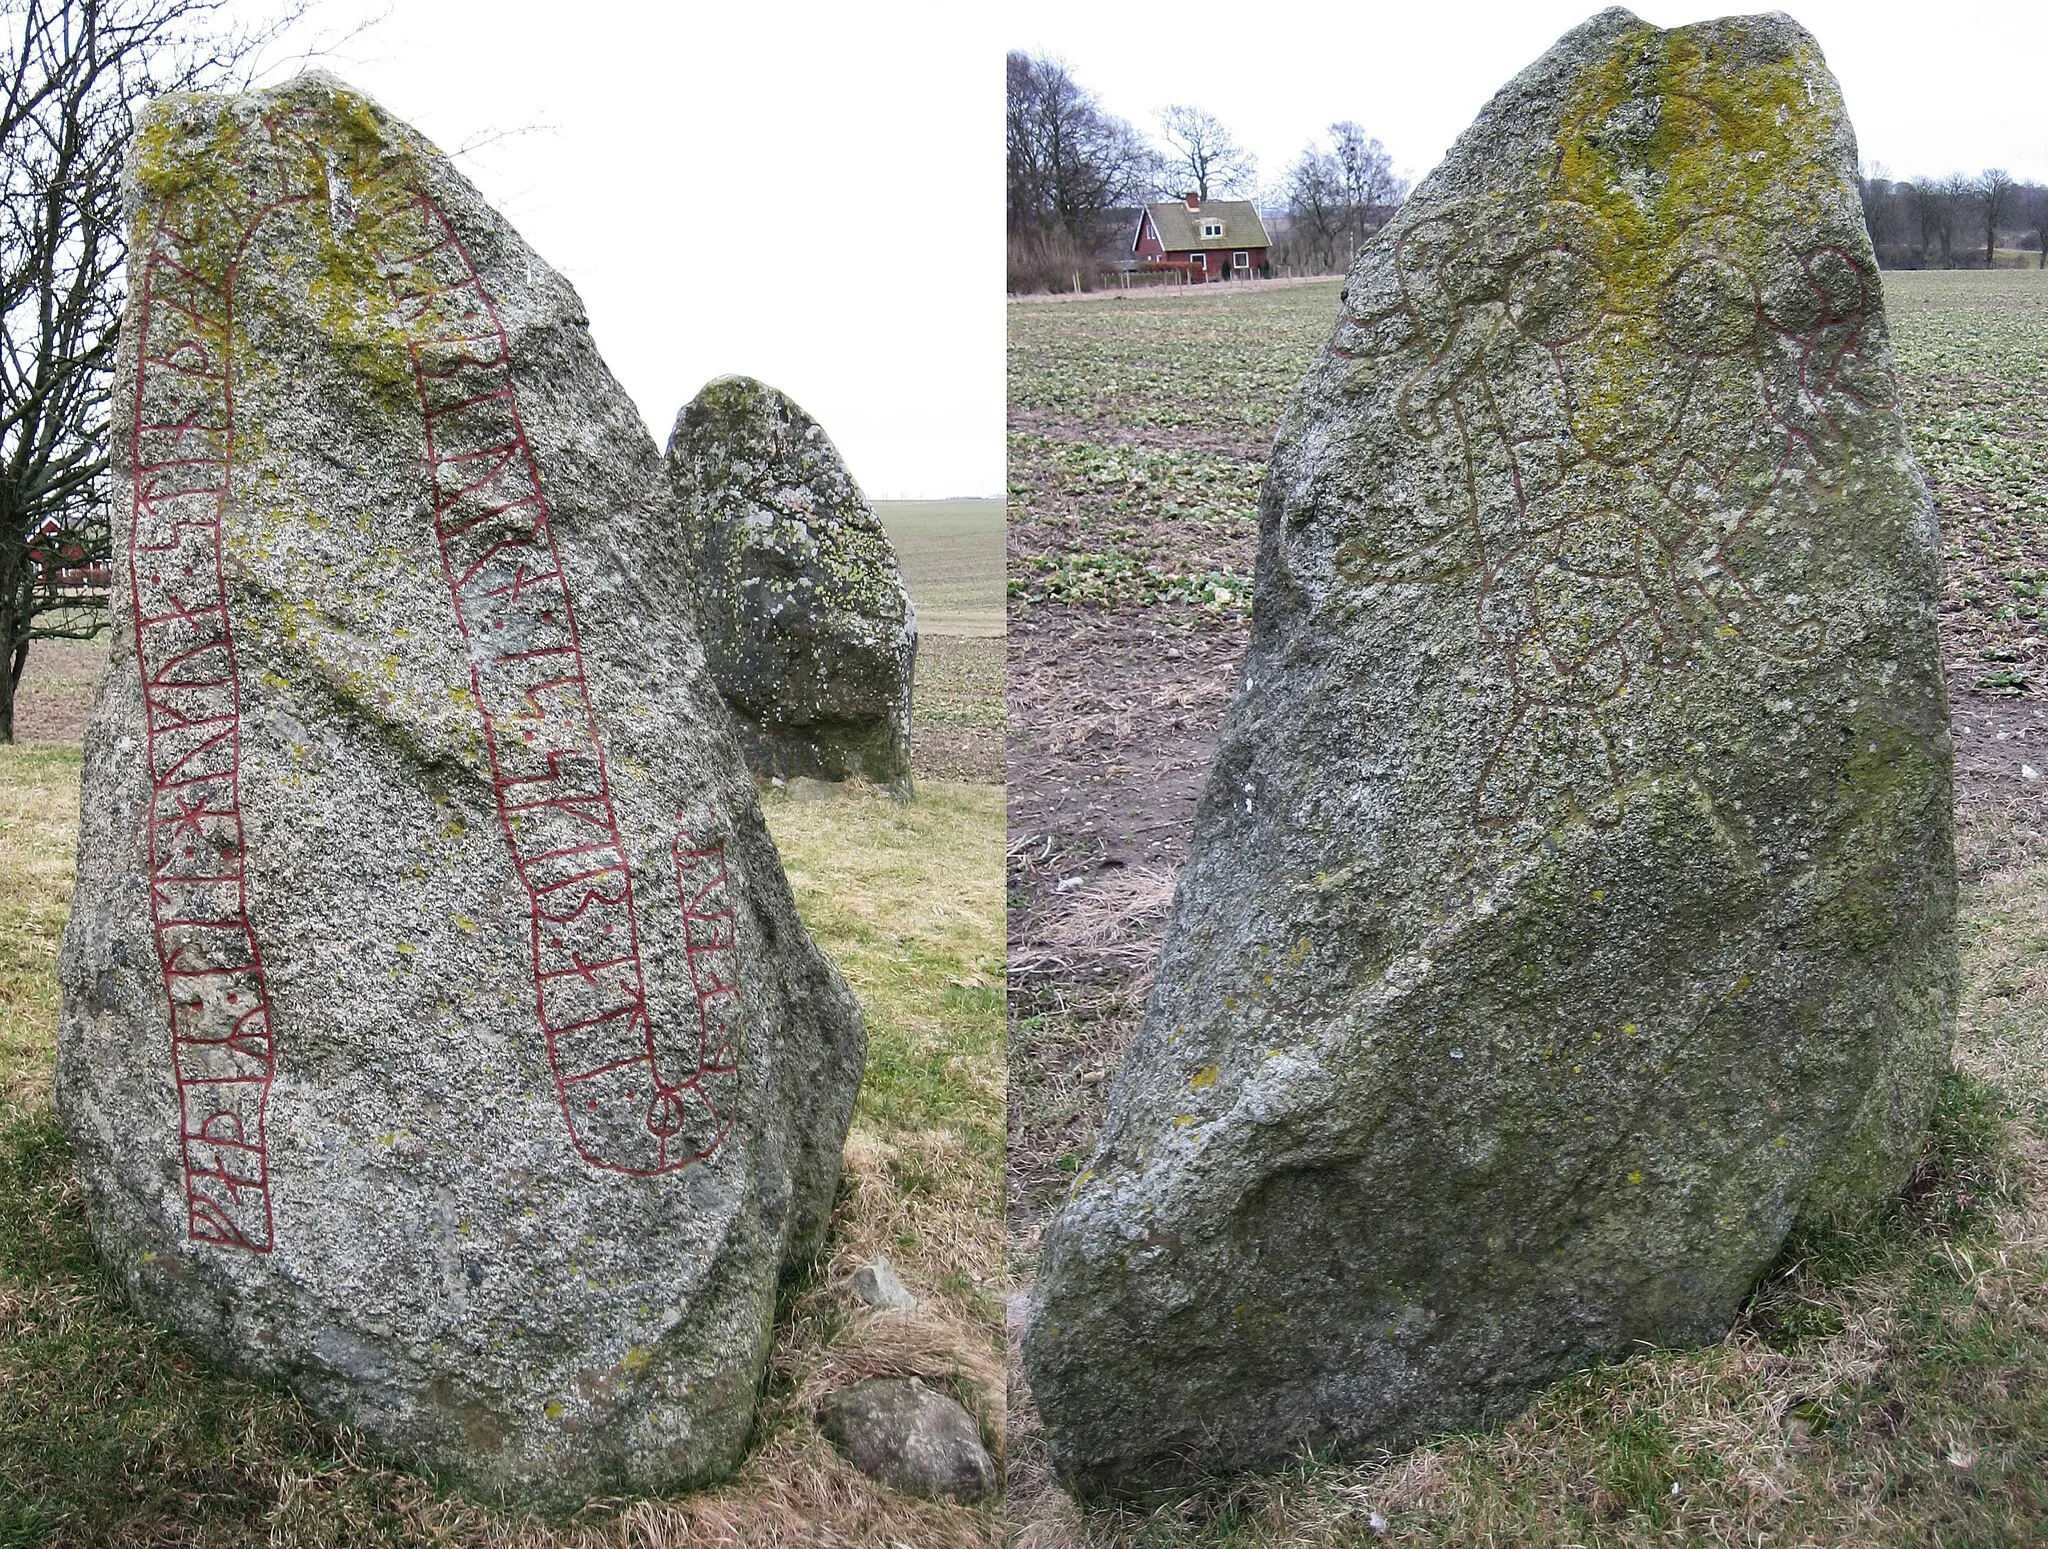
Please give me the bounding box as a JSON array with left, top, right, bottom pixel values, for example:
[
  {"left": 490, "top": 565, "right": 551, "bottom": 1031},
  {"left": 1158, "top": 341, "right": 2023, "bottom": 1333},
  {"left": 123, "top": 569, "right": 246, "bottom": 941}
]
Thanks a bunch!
[
  {"left": 1911, "top": 175, "right": 1965, "bottom": 267},
  {"left": 1279, "top": 122, "right": 1405, "bottom": 272},
  {"left": 1155, "top": 104, "right": 1256, "bottom": 202},
  {"left": 1905, "top": 178, "right": 1938, "bottom": 265},
  {"left": 1007, "top": 52, "right": 1157, "bottom": 245},
  {"left": 1859, "top": 162, "right": 1894, "bottom": 253},
  {"left": 1978, "top": 166, "right": 2018, "bottom": 268},
  {"left": 1282, "top": 144, "right": 1344, "bottom": 269},
  {"left": 1936, "top": 172, "right": 1975, "bottom": 266},
  {"left": 2030, "top": 185, "right": 2048, "bottom": 270},
  {"left": 0, "top": 0, "right": 295, "bottom": 741},
  {"left": 1327, "top": 122, "right": 1405, "bottom": 248}
]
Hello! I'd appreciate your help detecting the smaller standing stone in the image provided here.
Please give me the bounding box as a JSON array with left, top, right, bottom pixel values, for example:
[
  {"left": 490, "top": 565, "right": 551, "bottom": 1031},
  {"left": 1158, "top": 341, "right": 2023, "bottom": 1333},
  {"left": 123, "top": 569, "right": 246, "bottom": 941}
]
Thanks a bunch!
[
  {"left": 847, "top": 1257, "right": 918, "bottom": 1311},
  {"left": 667, "top": 377, "right": 917, "bottom": 795},
  {"left": 819, "top": 1378, "right": 996, "bottom": 1500}
]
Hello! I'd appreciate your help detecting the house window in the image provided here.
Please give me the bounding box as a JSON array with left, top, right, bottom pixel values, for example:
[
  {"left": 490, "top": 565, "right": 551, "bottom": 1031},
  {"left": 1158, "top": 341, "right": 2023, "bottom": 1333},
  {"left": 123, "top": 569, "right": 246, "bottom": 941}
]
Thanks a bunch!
[
  {"left": 1192, "top": 252, "right": 1207, "bottom": 270},
  {"left": 1201, "top": 220, "right": 1223, "bottom": 239},
  {"left": 1233, "top": 250, "right": 1249, "bottom": 269}
]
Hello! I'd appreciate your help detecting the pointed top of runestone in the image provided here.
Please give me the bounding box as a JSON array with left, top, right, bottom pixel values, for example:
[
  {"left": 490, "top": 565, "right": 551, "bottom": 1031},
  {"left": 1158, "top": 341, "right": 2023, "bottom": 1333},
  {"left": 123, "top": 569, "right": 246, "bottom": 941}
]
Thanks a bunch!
[
  {"left": 1024, "top": 11, "right": 1955, "bottom": 1498},
  {"left": 665, "top": 376, "right": 917, "bottom": 796},
  {"left": 57, "top": 73, "right": 864, "bottom": 1507}
]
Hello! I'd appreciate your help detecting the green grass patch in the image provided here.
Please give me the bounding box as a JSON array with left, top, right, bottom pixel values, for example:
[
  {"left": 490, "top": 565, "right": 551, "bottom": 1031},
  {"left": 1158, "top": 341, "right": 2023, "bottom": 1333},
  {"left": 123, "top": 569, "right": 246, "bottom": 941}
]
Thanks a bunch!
[
  {"left": 1006, "top": 437, "right": 1262, "bottom": 533},
  {"left": 913, "top": 634, "right": 1005, "bottom": 731},
  {"left": 766, "top": 782, "right": 1003, "bottom": 1140},
  {"left": 0, "top": 744, "right": 79, "bottom": 1120},
  {"left": 1007, "top": 284, "right": 1341, "bottom": 439},
  {"left": 1004, "top": 433, "right": 1260, "bottom": 612},
  {"left": 1007, "top": 552, "right": 1250, "bottom": 613}
]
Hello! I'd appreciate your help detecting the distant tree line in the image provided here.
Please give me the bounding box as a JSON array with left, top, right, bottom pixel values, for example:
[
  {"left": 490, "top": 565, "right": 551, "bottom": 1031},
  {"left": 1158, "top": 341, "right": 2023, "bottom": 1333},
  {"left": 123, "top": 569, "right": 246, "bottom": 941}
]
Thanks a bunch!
[
  {"left": 1008, "top": 52, "right": 2048, "bottom": 293},
  {"left": 1859, "top": 168, "right": 2048, "bottom": 268}
]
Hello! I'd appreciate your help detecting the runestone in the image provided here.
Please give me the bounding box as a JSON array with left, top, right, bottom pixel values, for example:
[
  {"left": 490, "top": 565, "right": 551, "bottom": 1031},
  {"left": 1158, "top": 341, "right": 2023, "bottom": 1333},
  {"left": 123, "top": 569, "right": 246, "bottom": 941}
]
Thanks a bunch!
[
  {"left": 1025, "top": 8, "right": 1955, "bottom": 1498},
  {"left": 58, "top": 74, "right": 864, "bottom": 1505}
]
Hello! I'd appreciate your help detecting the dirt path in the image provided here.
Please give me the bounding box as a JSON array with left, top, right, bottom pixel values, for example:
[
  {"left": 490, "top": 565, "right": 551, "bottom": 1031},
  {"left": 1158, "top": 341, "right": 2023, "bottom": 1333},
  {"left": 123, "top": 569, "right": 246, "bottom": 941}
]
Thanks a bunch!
[{"left": 9, "top": 638, "right": 106, "bottom": 745}]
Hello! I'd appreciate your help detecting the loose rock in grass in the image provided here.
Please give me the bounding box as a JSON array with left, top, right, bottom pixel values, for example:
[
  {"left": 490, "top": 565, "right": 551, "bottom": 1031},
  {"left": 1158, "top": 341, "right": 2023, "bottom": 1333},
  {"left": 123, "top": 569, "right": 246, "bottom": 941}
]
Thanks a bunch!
[
  {"left": 847, "top": 1256, "right": 918, "bottom": 1311},
  {"left": 819, "top": 1378, "right": 996, "bottom": 1500}
]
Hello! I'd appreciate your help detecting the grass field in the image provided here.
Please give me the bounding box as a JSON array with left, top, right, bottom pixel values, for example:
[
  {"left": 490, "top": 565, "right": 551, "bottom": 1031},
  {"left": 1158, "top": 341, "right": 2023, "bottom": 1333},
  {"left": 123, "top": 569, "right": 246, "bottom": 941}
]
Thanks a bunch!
[
  {"left": 875, "top": 498, "right": 1005, "bottom": 782},
  {"left": 1, "top": 714, "right": 1005, "bottom": 1537},
  {"left": 1007, "top": 270, "right": 2048, "bottom": 1545},
  {"left": 877, "top": 499, "right": 1006, "bottom": 638}
]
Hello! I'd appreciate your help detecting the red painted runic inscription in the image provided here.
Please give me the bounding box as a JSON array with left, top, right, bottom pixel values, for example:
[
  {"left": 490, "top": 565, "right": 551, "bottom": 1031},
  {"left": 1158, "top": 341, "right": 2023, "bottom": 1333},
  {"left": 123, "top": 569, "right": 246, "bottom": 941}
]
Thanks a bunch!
[
  {"left": 672, "top": 834, "right": 742, "bottom": 1134},
  {"left": 125, "top": 113, "right": 739, "bottom": 1252},
  {"left": 129, "top": 216, "right": 278, "bottom": 1253},
  {"left": 374, "top": 193, "right": 737, "bottom": 1174}
]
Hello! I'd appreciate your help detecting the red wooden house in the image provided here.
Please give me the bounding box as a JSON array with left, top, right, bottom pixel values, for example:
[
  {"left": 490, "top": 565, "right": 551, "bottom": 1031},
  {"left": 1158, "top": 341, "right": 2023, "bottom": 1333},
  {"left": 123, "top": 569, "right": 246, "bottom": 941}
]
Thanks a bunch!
[{"left": 1132, "top": 192, "right": 1270, "bottom": 281}]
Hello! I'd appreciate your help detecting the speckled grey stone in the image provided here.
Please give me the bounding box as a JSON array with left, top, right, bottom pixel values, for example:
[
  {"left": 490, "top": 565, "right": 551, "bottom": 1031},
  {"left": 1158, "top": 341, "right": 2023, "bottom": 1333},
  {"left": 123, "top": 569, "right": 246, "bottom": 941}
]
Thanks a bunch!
[
  {"left": 847, "top": 1256, "right": 917, "bottom": 1311},
  {"left": 55, "top": 73, "right": 864, "bottom": 1508},
  {"left": 665, "top": 377, "right": 916, "bottom": 796},
  {"left": 818, "top": 1378, "right": 996, "bottom": 1500},
  {"left": 1023, "top": 8, "right": 1955, "bottom": 1498}
]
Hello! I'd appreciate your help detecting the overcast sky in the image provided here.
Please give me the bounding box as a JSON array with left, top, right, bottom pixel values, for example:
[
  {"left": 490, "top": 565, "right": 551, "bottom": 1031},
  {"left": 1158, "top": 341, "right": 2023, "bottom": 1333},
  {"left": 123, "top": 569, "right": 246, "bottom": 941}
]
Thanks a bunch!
[
  {"left": 209, "top": 2, "right": 2043, "bottom": 503},
  {"left": 1014, "top": 1, "right": 2048, "bottom": 204},
  {"left": 230, "top": 1, "right": 1003, "bottom": 500}
]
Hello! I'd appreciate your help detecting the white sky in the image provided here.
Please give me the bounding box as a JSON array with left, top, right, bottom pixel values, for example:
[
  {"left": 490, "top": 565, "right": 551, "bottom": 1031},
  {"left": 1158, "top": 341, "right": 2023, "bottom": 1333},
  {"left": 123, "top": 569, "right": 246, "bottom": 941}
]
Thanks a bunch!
[
  {"left": 1014, "top": 1, "right": 2048, "bottom": 203},
  {"left": 207, "top": 1, "right": 2045, "bottom": 503},
  {"left": 228, "top": 0, "right": 1005, "bottom": 500}
]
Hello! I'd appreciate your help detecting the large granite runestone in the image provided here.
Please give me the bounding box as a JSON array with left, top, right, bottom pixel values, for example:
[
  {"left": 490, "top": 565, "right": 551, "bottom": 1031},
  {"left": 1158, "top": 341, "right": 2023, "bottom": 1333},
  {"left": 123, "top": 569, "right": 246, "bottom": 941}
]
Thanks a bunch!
[
  {"left": 55, "top": 74, "right": 865, "bottom": 1506},
  {"left": 1024, "top": 9, "right": 1955, "bottom": 1497},
  {"left": 665, "top": 377, "right": 916, "bottom": 794}
]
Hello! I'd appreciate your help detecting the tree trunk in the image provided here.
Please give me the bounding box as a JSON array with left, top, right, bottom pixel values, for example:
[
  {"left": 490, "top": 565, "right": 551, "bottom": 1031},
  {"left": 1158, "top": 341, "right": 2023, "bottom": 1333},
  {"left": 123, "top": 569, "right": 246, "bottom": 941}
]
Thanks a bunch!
[
  {"left": 1, "top": 636, "right": 24, "bottom": 744},
  {"left": 1, "top": 536, "right": 24, "bottom": 742}
]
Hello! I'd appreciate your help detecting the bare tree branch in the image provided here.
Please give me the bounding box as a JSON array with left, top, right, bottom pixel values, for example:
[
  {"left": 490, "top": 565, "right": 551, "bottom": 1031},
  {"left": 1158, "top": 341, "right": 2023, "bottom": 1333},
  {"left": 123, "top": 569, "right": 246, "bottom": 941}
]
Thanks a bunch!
[
  {"left": 1155, "top": 104, "right": 1255, "bottom": 203},
  {"left": 449, "top": 121, "right": 554, "bottom": 165},
  {"left": 0, "top": 0, "right": 289, "bottom": 739},
  {"left": 240, "top": 0, "right": 381, "bottom": 88},
  {"left": 1279, "top": 122, "right": 1406, "bottom": 273},
  {"left": 1007, "top": 52, "right": 1157, "bottom": 246}
]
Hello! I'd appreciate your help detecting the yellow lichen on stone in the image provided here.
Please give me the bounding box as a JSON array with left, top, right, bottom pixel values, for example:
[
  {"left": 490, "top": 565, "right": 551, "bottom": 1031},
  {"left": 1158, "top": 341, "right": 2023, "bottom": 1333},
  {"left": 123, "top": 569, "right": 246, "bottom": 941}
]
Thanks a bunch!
[
  {"left": 1556, "top": 20, "right": 1833, "bottom": 274},
  {"left": 1547, "top": 20, "right": 1837, "bottom": 450}
]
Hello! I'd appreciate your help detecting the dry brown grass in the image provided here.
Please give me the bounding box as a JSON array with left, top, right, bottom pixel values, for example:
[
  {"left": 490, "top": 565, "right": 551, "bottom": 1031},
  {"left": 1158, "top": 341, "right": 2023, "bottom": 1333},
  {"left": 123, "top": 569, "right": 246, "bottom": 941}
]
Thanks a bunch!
[
  {"left": 0, "top": 743, "right": 76, "bottom": 1120},
  {"left": 1006, "top": 864, "right": 1175, "bottom": 982}
]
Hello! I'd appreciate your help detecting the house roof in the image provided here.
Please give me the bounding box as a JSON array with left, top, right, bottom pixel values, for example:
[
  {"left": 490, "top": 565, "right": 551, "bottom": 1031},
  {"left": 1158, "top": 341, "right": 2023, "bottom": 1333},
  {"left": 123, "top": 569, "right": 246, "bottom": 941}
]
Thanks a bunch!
[{"left": 1140, "top": 198, "right": 1270, "bottom": 251}]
